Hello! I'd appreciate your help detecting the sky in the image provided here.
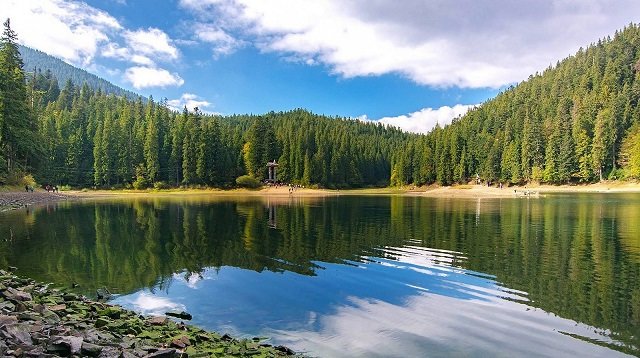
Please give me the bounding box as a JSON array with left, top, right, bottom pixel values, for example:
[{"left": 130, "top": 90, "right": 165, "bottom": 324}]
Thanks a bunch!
[{"left": 4, "top": 0, "right": 640, "bottom": 133}]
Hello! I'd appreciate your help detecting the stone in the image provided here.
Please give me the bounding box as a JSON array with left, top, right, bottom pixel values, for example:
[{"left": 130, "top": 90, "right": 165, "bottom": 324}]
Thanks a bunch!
[
  {"left": 47, "top": 341, "right": 71, "bottom": 356},
  {"left": 3, "top": 287, "right": 32, "bottom": 302},
  {"left": 170, "top": 335, "right": 191, "bottom": 349},
  {"left": 121, "top": 351, "right": 137, "bottom": 358},
  {"left": 147, "top": 316, "right": 168, "bottom": 326},
  {"left": 51, "top": 336, "right": 83, "bottom": 355},
  {"left": 17, "top": 312, "right": 39, "bottom": 321},
  {"left": 275, "top": 345, "right": 295, "bottom": 355},
  {"left": 81, "top": 341, "right": 103, "bottom": 357},
  {"left": 4, "top": 323, "right": 34, "bottom": 346},
  {"left": 95, "top": 317, "right": 111, "bottom": 328},
  {"left": 29, "top": 324, "right": 44, "bottom": 333},
  {"left": 23, "top": 346, "right": 46, "bottom": 357},
  {"left": 0, "top": 315, "right": 18, "bottom": 326},
  {"left": 31, "top": 304, "right": 46, "bottom": 314},
  {"left": 96, "top": 288, "right": 112, "bottom": 301},
  {"left": 97, "top": 346, "right": 121, "bottom": 358},
  {"left": 144, "top": 348, "right": 178, "bottom": 358},
  {"left": 165, "top": 311, "right": 192, "bottom": 320},
  {"left": 48, "top": 304, "right": 66, "bottom": 312},
  {"left": 41, "top": 309, "right": 60, "bottom": 324}
]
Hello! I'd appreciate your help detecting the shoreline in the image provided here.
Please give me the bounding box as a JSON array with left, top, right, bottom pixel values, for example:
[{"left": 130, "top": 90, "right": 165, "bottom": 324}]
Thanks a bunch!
[
  {"left": 408, "top": 182, "right": 640, "bottom": 198},
  {"left": 0, "top": 270, "right": 298, "bottom": 357},
  {"left": 1, "top": 181, "right": 640, "bottom": 209},
  {"left": 0, "top": 191, "right": 78, "bottom": 212}
]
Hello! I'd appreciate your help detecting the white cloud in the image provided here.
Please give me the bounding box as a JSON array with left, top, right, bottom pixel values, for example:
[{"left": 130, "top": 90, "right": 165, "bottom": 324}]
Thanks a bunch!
[
  {"left": 123, "top": 27, "right": 179, "bottom": 60},
  {"left": 4, "top": 0, "right": 121, "bottom": 66},
  {"left": 102, "top": 42, "right": 130, "bottom": 60},
  {"left": 102, "top": 42, "right": 155, "bottom": 66},
  {"left": 6, "top": 0, "right": 187, "bottom": 90},
  {"left": 167, "top": 93, "right": 212, "bottom": 112},
  {"left": 124, "top": 66, "right": 184, "bottom": 89},
  {"left": 270, "top": 293, "right": 625, "bottom": 357},
  {"left": 194, "top": 23, "right": 243, "bottom": 57},
  {"left": 118, "top": 292, "right": 186, "bottom": 316},
  {"left": 376, "top": 105, "right": 476, "bottom": 134},
  {"left": 179, "top": 0, "right": 640, "bottom": 88}
]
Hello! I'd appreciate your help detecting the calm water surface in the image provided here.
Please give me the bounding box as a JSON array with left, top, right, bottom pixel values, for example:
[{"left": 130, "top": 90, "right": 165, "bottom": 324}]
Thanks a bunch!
[{"left": 1, "top": 194, "right": 639, "bottom": 357}]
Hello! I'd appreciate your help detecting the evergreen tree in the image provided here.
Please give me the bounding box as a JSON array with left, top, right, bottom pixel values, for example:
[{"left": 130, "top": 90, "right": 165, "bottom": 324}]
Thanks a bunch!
[{"left": 0, "top": 18, "right": 38, "bottom": 175}]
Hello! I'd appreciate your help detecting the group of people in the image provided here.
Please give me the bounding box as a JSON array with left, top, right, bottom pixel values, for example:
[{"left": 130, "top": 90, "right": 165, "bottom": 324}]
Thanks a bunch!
[
  {"left": 288, "top": 184, "right": 305, "bottom": 194},
  {"left": 24, "top": 184, "right": 60, "bottom": 192}
]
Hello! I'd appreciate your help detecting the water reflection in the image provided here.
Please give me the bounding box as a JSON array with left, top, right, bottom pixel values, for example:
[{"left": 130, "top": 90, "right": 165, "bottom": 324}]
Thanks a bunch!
[{"left": 0, "top": 194, "right": 639, "bottom": 356}]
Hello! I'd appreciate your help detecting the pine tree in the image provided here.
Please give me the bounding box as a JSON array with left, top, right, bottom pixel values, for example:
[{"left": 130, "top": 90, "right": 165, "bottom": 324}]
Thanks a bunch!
[
  {"left": 144, "top": 108, "right": 160, "bottom": 183},
  {"left": 619, "top": 124, "right": 640, "bottom": 178},
  {"left": 0, "top": 18, "right": 37, "bottom": 174}
]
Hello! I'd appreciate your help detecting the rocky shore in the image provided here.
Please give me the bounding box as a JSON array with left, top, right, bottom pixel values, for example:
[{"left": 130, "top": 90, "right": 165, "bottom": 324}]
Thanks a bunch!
[
  {"left": 0, "top": 270, "right": 299, "bottom": 357},
  {"left": 0, "top": 191, "right": 75, "bottom": 212}
]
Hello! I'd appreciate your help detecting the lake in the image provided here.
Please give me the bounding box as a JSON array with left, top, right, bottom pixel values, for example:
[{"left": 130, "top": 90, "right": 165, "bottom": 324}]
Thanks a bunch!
[{"left": 1, "top": 194, "right": 639, "bottom": 357}]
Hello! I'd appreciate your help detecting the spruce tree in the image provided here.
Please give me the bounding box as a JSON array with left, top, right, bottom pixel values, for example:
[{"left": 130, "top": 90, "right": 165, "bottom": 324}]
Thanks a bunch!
[{"left": 0, "top": 18, "right": 37, "bottom": 174}]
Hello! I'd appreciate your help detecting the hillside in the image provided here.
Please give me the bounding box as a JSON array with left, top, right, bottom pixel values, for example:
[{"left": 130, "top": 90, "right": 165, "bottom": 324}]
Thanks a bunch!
[
  {"left": 393, "top": 24, "right": 640, "bottom": 186},
  {"left": 1, "top": 36, "right": 408, "bottom": 189},
  {"left": 19, "top": 45, "right": 140, "bottom": 101}
]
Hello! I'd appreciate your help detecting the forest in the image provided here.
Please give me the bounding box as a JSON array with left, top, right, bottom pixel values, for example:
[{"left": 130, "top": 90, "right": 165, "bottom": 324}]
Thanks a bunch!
[
  {"left": 1, "top": 19, "right": 410, "bottom": 189},
  {"left": 390, "top": 24, "right": 640, "bottom": 186},
  {"left": 2, "top": 19, "right": 640, "bottom": 188}
]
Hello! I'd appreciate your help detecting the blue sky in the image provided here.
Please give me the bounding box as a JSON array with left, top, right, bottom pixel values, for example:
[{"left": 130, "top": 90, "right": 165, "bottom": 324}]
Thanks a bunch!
[{"left": 5, "top": 0, "right": 640, "bottom": 133}]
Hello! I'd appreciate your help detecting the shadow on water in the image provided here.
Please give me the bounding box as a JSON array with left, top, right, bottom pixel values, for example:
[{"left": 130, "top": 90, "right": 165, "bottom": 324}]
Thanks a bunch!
[{"left": 1, "top": 194, "right": 640, "bottom": 356}]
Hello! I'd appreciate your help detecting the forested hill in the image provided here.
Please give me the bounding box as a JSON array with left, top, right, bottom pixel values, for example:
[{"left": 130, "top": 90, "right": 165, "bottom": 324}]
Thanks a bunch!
[
  {"left": 19, "top": 45, "right": 140, "bottom": 101},
  {"left": 393, "top": 23, "right": 640, "bottom": 186},
  {"left": 0, "top": 17, "right": 410, "bottom": 189}
]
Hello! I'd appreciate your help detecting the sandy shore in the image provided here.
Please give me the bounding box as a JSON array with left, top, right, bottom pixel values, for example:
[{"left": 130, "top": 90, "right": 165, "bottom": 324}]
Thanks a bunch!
[
  {"left": 2, "top": 181, "right": 640, "bottom": 207},
  {"left": 410, "top": 182, "right": 640, "bottom": 198}
]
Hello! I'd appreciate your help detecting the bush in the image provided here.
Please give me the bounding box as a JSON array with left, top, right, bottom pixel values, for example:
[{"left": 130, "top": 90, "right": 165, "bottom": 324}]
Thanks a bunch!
[
  {"left": 21, "top": 174, "right": 37, "bottom": 187},
  {"left": 235, "top": 175, "right": 262, "bottom": 189},
  {"left": 132, "top": 177, "right": 149, "bottom": 190},
  {"left": 153, "top": 181, "right": 171, "bottom": 190},
  {"left": 531, "top": 166, "right": 544, "bottom": 182},
  {"left": 132, "top": 164, "right": 149, "bottom": 190},
  {"left": 608, "top": 168, "right": 625, "bottom": 180}
]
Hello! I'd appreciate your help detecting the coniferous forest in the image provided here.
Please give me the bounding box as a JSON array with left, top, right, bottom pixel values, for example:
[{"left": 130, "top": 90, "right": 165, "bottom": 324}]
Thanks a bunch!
[{"left": 3, "top": 19, "right": 640, "bottom": 189}]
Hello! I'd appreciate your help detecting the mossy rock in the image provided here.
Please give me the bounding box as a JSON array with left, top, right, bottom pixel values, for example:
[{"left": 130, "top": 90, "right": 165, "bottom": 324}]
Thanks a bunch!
[{"left": 138, "top": 330, "right": 163, "bottom": 340}]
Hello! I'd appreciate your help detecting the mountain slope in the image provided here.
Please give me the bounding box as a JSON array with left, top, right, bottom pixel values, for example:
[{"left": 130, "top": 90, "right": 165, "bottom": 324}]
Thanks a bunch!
[
  {"left": 394, "top": 23, "right": 640, "bottom": 185},
  {"left": 19, "top": 45, "right": 140, "bottom": 101}
]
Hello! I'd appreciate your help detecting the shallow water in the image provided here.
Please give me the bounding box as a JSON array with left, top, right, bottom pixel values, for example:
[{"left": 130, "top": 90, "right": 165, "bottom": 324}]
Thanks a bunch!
[{"left": 1, "top": 194, "right": 639, "bottom": 357}]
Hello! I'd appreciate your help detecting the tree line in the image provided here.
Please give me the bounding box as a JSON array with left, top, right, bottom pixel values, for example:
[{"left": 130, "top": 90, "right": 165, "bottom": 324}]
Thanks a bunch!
[
  {"left": 391, "top": 23, "right": 640, "bottom": 186},
  {"left": 3, "top": 18, "right": 640, "bottom": 188}
]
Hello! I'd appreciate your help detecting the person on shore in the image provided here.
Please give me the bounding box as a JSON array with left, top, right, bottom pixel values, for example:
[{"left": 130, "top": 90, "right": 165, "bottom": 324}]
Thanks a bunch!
[{"left": 25, "top": 185, "right": 29, "bottom": 192}]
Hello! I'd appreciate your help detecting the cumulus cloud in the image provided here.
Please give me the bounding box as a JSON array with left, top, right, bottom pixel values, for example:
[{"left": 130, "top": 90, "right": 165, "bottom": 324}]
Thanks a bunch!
[
  {"left": 167, "top": 93, "right": 212, "bottom": 112},
  {"left": 118, "top": 292, "right": 186, "bottom": 316},
  {"left": 4, "top": 0, "right": 121, "bottom": 66},
  {"left": 6, "top": 0, "right": 187, "bottom": 90},
  {"left": 124, "top": 66, "right": 184, "bottom": 89},
  {"left": 179, "top": 0, "right": 640, "bottom": 88},
  {"left": 376, "top": 105, "right": 476, "bottom": 134},
  {"left": 123, "top": 28, "right": 180, "bottom": 60},
  {"left": 194, "top": 23, "right": 243, "bottom": 57}
]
